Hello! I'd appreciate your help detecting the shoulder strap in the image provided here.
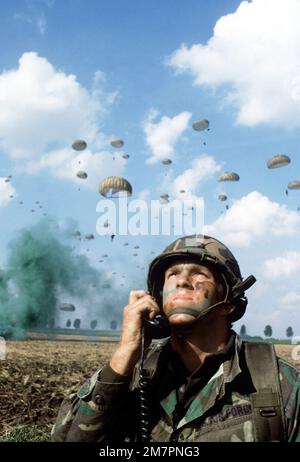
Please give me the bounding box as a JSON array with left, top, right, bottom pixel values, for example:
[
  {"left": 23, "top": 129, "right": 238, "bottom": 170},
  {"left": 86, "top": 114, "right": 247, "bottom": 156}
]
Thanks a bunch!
[{"left": 244, "top": 341, "right": 287, "bottom": 441}]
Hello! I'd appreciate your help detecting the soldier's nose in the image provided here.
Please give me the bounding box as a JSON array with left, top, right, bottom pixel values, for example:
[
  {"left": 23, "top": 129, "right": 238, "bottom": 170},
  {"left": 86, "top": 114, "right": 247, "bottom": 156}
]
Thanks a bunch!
[{"left": 176, "top": 276, "right": 193, "bottom": 289}]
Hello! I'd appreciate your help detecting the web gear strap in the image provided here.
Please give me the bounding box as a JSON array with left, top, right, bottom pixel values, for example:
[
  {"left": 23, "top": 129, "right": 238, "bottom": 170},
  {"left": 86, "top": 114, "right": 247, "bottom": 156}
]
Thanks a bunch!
[{"left": 244, "top": 341, "right": 287, "bottom": 441}]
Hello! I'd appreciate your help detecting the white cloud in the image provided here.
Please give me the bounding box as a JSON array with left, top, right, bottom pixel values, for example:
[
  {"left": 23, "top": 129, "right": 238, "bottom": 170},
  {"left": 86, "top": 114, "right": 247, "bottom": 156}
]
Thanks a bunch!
[
  {"left": 167, "top": 0, "right": 300, "bottom": 127},
  {"left": 14, "top": 13, "right": 33, "bottom": 26},
  {"left": 37, "top": 14, "right": 46, "bottom": 35},
  {"left": 0, "top": 52, "right": 113, "bottom": 161},
  {"left": 25, "top": 147, "right": 126, "bottom": 189},
  {"left": 250, "top": 281, "right": 269, "bottom": 299},
  {"left": 205, "top": 191, "right": 300, "bottom": 247},
  {"left": 0, "top": 52, "right": 121, "bottom": 185},
  {"left": 143, "top": 109, "right": 191, "bottom": 164},
  {"left": 263, "top": 251, "right": 300, "bottom": 278},
  {"left": 168, "top": 155, "right": 221, "bottom": 199},
  {"left": 0, "top": 178, "right": 16, "bottom": 207},
  {"left": 14, "top": 12, "right": 46, "bottom": 35},
  {"left": 280, "top": 291, "right": 300, "bottom": 309},
  {"left": 137, "top": 190, "right": 152, "bottom": 202}
]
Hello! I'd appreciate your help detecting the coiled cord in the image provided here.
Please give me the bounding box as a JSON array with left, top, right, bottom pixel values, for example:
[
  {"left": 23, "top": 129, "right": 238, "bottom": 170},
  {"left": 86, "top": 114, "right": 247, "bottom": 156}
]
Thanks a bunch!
[{"left": 139, "top": 326, "right": 151, "bottom": 442}]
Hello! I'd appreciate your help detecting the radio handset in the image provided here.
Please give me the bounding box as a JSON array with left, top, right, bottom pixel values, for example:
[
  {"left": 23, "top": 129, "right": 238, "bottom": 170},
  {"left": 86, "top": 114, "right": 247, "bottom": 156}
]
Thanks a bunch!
[
  {"left": 139, "top": 314, "right": 170, "bottom": 442},
  {"left": 142, "top": 314, "right": 171, "bottom": 339}
]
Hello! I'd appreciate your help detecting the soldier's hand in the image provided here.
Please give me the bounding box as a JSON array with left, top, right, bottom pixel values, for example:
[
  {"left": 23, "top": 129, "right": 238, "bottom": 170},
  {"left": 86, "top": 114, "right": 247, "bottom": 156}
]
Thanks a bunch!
[{"left": 109, "top": 290, "right": 160, "bottom": 376}]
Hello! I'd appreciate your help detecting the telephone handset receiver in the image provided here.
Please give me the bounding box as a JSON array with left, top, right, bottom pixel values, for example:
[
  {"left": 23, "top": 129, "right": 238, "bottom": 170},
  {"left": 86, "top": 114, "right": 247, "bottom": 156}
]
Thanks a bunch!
[{"left": 142, "top": 314, "right": 170, "bottom": 339}]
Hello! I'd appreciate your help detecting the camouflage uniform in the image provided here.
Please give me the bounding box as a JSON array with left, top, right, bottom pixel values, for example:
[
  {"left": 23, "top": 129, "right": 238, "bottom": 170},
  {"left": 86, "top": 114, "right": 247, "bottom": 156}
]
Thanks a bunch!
[{"left": 51, "top": 333, "right": 300, "bottom": 442}]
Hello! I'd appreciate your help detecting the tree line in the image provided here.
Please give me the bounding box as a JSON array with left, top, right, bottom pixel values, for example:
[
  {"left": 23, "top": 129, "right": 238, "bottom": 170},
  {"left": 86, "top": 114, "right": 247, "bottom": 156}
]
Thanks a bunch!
[{"left": 239, "top": 325, "right": 294, "bottom": 338}]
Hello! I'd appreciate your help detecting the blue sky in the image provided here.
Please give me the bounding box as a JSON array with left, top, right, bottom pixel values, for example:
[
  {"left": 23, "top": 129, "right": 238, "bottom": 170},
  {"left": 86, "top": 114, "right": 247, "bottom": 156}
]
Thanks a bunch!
[{"left": 0, "top": 0, "right": 300, "bottom": 338}]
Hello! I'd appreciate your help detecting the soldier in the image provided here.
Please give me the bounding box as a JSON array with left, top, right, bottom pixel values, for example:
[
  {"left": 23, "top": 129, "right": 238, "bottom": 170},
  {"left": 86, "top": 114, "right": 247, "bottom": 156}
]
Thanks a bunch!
[{"left": 52, "top": 235, "right": 300, "bottom": 442}]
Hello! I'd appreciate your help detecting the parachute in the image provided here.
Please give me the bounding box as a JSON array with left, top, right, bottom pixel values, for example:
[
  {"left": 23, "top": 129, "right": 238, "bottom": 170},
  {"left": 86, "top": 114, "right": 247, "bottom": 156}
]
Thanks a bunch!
[
  {"left": 77, "top": 170, "right": 88, "bottom": 179},
  {"left": 218, "top": 194, "right": 227, "bottom": 202},
  {"left": 218, "top": 172, "right": 240, "bottom": 182},
  {"left": 72, "top": 139, "right": 87, "bottom": 151},
  {"left": 111, "top": 139, "right": 124, "bottom": 148},
  {"left": 59, "top": 303, "right": 75, "bottom": 312},
  {"left": 161, "top": 158, "right": 172, "bottom": 165},
  {"left": 85, "top": 233, "right": 94, "bottom": 240},
  {"left": 99, "top": 176, "right": 132, "bottom": 198},
  {"left": 192, "top": 118, "right": 209, "bottom": 132},
  {"left": 160, "top": 197, "right": 169, "bottom": 204},
  {"left": 267, "top": 154, "right": 291, "bottom": 169},
  {"left": 160, "top": 193, "right": 169, "bottom": 200},
  {"left": 288, "top": 180, "right": 300, "bottom": 190}
]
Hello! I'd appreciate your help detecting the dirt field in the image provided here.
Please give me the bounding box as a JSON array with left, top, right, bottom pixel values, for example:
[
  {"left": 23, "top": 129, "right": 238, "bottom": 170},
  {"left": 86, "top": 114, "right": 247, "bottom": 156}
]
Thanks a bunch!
[
  {"left": 0, "top": 340, "right": 299, "bottom": 441},
  {"left": 0, "top": 340, "right": 118, "bottom": 441}
]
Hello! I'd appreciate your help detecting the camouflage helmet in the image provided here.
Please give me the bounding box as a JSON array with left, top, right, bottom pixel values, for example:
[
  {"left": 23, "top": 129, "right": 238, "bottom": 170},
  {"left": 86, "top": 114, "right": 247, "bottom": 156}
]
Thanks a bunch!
[{"left": 147, "top": 234, "right": 256, "bottom": 322}]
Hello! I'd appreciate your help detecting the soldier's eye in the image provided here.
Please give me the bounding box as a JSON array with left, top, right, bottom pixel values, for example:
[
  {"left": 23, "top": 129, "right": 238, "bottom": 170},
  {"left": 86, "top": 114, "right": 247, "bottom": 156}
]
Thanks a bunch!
[
  {"left": 194, "top": 272, "right": 210, "bottom": 281},
  {"left": 167, "top": 270, "right": 176, "bottom": 278}
]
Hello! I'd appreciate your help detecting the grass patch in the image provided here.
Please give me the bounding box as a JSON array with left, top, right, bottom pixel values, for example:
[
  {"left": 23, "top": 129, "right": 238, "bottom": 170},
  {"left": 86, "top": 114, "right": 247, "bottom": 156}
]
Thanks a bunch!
[{"left": 0, "top": 424, "right": 52, "bottom": 442}]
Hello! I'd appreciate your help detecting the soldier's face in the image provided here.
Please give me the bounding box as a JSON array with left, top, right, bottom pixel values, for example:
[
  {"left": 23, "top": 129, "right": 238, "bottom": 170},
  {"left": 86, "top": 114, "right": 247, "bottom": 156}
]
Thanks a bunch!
[{"left": 162, "top": 261, "right": 224, "bottom": 325}]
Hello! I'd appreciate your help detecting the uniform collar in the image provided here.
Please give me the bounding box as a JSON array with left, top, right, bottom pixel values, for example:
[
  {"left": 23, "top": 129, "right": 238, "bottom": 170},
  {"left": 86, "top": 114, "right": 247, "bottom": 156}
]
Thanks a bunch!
[{"left": 159, "top": 333, "right": 243, "bottom": 429}]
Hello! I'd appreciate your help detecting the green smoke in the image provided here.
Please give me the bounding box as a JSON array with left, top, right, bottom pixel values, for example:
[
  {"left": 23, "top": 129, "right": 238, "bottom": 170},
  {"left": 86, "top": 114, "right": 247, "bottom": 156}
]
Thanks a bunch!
[{"left": 0, "top": 219, "right": 100, "bottom": 332}]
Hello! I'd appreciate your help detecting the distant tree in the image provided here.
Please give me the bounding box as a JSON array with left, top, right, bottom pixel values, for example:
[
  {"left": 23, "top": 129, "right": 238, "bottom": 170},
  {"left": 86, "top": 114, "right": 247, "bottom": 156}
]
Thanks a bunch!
[
  {"left": 264, "top": 325, "right": 272, "bottom": 337},
  {"left": 240, "top": 325, "right": 247, "bottom": 336},
  {"left": 73, "top": 318, "right": 81, "bottom": 329},
  {"left": 66, "top": 319, "right": 71, "bottom": 328},
  {"left": 90, "top": 320, "right": 98, "bottom": 330},
  {"left": 286, "top": 326, "right": 294, "bottom": 338},
  {"left": 110, "top": 320, "right": 117, "bottom": 330}
]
